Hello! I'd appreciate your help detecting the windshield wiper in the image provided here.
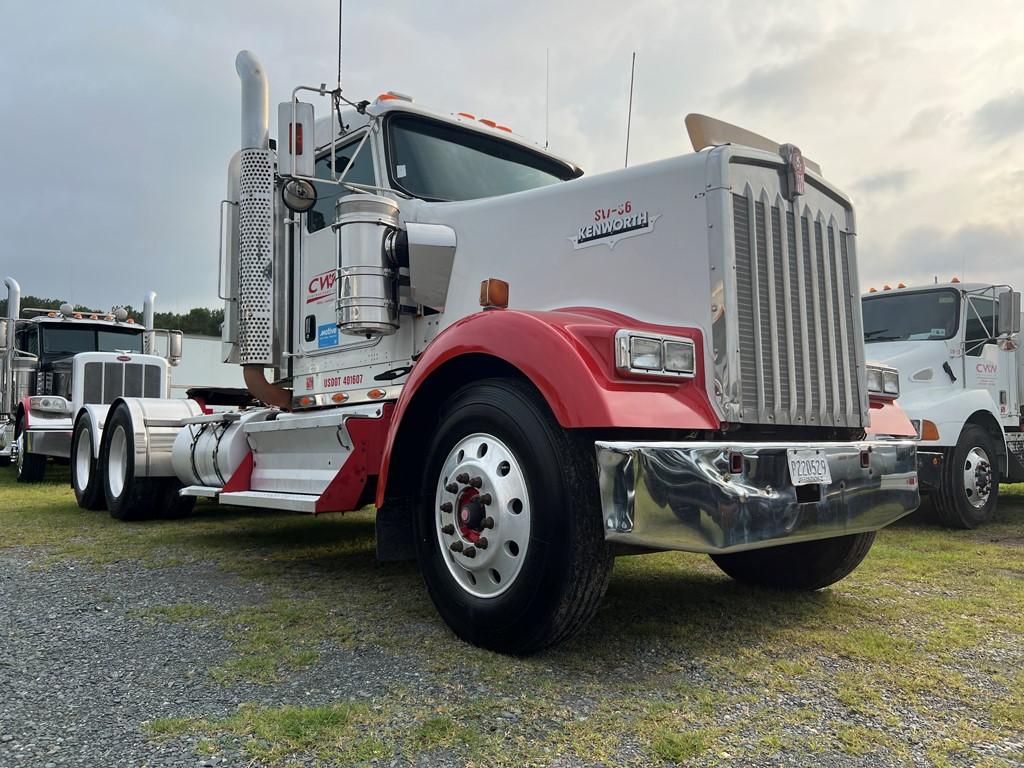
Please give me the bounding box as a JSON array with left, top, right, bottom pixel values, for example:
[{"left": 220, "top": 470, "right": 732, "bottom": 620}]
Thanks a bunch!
[{"left": 864, "top": 328, "right": 889, "bottom": 338}]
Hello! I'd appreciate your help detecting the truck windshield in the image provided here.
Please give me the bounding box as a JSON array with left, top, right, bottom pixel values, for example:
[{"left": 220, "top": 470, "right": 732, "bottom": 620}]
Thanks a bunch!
[
  {"left": 386, "top": 114, "right": 579, "bottom": 201},
  {"left": 41, "top": 326, "right": 144, "bottom": 355},
  {"left": 862, "top": 289, "right": 960, "bottom": 343}
]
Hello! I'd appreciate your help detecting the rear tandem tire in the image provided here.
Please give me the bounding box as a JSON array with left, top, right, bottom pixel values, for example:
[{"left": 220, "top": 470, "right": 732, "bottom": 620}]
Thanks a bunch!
[
  {"left": 71, "top": 415, "right": 106, "bottom": 510},
  {"left": 710, "top": 532, "right": 876, "bottom": 590},
  {"left": 15, "top": 415, "right": 47, "bottom": 484},
  {"left": 101, "top": 403, "right": 161, "bottom": 521}
]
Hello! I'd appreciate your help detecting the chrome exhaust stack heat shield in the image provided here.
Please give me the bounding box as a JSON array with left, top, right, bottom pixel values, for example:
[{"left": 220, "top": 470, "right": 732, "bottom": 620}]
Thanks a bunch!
[{"left": 334, "top": 194, "right": 401, "bottom": 337}]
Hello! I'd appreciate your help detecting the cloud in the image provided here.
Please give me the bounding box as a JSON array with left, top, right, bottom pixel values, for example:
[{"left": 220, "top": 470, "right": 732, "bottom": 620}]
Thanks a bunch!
[
  {"left": 853, "top": 168, "right": 916, "bottom": 195},
  {"left": 900, "top": 105, "right": 952, "bottom": 141},
  {"left": 862, "top": 222, "right": 1024, "bottom": 290},
  {"left": 971, "top": 91, "right": 1024, "bottom": 140}
]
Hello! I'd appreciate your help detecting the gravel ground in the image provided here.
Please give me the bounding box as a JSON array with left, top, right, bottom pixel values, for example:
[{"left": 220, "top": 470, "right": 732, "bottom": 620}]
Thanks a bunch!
[
  {"left": 0, "top": 551, "right": 444, "bottom": 768},
  {"left": 1, "top": 498, "right": 1022, "bottom": 768}
]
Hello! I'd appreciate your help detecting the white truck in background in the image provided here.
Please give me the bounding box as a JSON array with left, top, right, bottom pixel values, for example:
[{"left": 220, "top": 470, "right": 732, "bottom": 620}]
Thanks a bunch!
[
  {"left": 0, "top": 278, "right": 185, "bottom": 498},
  {"left": 862, "top": 281, "right": 1024, "bottom": 527}
]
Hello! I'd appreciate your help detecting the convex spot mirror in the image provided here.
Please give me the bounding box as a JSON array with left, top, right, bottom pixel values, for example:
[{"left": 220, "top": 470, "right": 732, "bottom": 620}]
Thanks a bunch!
[{"left": 282, "top": 179, "right": 317, "bottom": 213}]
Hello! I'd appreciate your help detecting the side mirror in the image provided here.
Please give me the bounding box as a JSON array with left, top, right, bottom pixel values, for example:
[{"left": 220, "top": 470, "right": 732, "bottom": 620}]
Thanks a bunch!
[
  {"left": 168, "top": 331, "right": 183, "bottom": 367},
  {"left": 277, "top": 100, "right": 315, "bottom": 178},
  {"left": 999, "top": 290, "right": 1022, "bottom": 335}
]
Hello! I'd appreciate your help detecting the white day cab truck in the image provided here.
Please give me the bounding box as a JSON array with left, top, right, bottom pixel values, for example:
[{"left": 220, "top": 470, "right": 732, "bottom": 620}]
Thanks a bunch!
[
  {"left": 863, "top": 280, "right": 1024, "bottom": 528},
  {"left": 68, "top": 50, "right": 919, "bottom": 653},
  {"left": 0, "top": 283, "right": 189, "bottom": 500}
]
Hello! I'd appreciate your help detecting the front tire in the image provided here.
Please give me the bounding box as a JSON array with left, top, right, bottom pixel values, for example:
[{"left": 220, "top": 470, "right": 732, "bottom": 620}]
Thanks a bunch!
[
  {"left": 710, "top": 532, "right": 876, "bottom": 590},
  {"left": 416, "top": 378, "right": 613, "bottom": 655},
  {"left": 101, "top": 404, "right": 161, "bottom": 520},
  {"left": 14, "top": 415, "right": 46, "bottom": 483},
  {"left": 932, "top": 424, "right": 999, "bottom": 529},
  {"left": 71, "top": 415, "right": 105, "bottom": 510}
]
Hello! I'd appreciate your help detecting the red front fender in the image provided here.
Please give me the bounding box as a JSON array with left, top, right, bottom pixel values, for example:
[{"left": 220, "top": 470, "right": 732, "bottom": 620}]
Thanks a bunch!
[{"left": 375, "top": 308, "right": 720, "bottom": 507}]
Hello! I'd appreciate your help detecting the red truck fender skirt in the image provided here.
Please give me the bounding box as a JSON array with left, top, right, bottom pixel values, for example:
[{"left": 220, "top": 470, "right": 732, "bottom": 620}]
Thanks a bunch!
[
  {"left": 375, "top": 308, "right": 720, "bottom": 509},
  {"left": 866, "top": 395, "right": 916, "bottom": 438}
]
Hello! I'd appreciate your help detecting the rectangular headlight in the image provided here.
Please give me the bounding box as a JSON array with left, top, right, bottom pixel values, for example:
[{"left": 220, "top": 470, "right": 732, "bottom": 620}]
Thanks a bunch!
[
  {"left": 664, "top": 341, "right": 695, "bottom": 374},
  {"left": 866, "top": 367, "right": 883, "bottom": 393},
  {"left": 629, "top": 337, "right": 662, "bottom": 370},
  {"left": 883, "top": 370, "right": 899, "bottom": 395},
  {"left": 615, "top": 330, "right": 696, "bottom": 379}
]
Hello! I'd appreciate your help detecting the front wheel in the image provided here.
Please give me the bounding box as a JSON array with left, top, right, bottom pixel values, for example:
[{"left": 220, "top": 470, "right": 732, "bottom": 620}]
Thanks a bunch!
[
  {"left": 710, "top": 532, "right": 876, "bottom": 590},
  {"left": 416, "top": 378, "right": 613, "bottom": 655},
  {"left": 71, "top": 415, "right": 105, "bottom": 510},
  {"left": 14, "top": 415, "right": 46, "bottom": 483},
  {"left": 932, "top": 424, "right": 999, "bottom": 529}
]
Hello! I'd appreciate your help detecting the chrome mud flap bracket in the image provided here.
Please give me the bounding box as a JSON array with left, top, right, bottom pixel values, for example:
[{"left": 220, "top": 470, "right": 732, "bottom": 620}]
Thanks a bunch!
[{"left": 596, "top": 440, "right": 918, "bottom": 554}]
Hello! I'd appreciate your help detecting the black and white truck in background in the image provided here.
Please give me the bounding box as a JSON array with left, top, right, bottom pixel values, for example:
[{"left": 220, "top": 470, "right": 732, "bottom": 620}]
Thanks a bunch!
[{"left": 0, "top": 278, "right": 184, "bottom": 503}]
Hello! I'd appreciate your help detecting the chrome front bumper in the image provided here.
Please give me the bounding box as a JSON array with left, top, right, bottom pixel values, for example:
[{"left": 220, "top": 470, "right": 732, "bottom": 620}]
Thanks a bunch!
[{"left": 596, "top": 440, "right": 918, "bottom": 554}]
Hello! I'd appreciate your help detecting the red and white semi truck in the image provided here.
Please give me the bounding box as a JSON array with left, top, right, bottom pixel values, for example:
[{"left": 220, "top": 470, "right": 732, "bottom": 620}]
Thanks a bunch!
[{"left": 68, "top": 51, "right": 918, "bottom": 653}]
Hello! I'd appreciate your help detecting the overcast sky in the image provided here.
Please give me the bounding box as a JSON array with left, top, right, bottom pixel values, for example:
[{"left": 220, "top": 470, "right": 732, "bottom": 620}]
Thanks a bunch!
[{"left": 1, "top": 0, "right": 1022, "bottom": 312}]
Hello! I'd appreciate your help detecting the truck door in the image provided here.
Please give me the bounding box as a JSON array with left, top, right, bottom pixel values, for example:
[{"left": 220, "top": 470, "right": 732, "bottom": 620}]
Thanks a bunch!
[{"left": 963, "top": 294, "right": 1015, "bottom": 425}]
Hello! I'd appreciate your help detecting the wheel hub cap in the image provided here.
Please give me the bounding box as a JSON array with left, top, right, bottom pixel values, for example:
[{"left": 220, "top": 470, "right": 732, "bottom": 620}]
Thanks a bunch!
[
  {"left": 963, "top": 446, "right": 992, "bottom": 509},
  {"left": 434, "top": 432, "right": 530, "bottom": 599}
]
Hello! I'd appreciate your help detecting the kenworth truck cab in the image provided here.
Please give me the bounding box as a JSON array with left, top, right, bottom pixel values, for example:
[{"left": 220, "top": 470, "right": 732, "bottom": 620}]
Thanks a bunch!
[
  {"left": 862, "top": 280, "right": 1024, "bottom": 527},
  {"left": 74, "top": 51, "right": 918, "bottom": 654},
  {"left": 0, "top": 278, "right": 182, "bottom": 495}
]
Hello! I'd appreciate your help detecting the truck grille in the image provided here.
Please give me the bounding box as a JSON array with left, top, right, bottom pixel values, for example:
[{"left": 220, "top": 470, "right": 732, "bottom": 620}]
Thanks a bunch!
[
  {"left": 731, "top": 188, "right": 863, "bottom": 428},
  {"left": 82, "top": 362, "right": 163, "bottom": 404}
]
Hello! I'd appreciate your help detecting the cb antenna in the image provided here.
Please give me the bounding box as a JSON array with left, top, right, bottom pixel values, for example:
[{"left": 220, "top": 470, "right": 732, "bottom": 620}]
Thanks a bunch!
[
  {"left": 337, "top": 0, "right": 343, "bottom": 91},
  {"left": 624, "top": 51, "right": 636, "bottom": 168},
  {"left": 544, "top": 48, "right": 550, "bottom": 150}
]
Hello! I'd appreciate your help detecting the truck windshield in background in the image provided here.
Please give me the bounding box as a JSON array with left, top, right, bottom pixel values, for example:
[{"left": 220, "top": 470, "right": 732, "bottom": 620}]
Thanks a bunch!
[
  {"left": 41, "top": 326, "right": 144, "bottom": 356},
  {"left": 386, "top": 114, "right": 579, "bottom": 201},
  {"left": 863, "top": 289, "right": 960, "bottom": 343}
]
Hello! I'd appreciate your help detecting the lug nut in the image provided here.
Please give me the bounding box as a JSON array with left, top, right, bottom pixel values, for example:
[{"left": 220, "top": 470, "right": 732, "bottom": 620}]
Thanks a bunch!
[
  {"left": 476, "top": 537, "right": 489, "bottom": 549},
  {"left": 469, "top": 476, "right": 483, "bottom": 488},
  {"left": 482, "top": 516, "right": 495, "bottom": 529},
  {"left": 450, "top": 541, "right": 464, "bottom": 552},
  {"left": 463, "top": 546, "right": 477, "bottom": 558},
  {"left": 445, "top": 482, "right": 458, "bottom": 493},
  {"left": 456, "top": 472, "right": 470, "bottom": 484},
  {"left": 441, "top": 524, "right": 455, "bottom": 535},
  {"left": 440, "top": 502, "right": 453, "bottom": 513},
  {"left": 477, "top": 493, "right": 492, "bottom": 505}
]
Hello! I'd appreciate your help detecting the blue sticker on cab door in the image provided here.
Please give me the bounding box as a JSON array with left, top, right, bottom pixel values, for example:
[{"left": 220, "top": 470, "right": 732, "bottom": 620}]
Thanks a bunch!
[{"left": 317, "top": 323, "right": 339, "bottom": 349}]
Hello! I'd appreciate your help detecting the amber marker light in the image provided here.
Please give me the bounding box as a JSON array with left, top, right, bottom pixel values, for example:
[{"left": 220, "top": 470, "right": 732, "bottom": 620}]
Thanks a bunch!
[
  {"left": 299, "top": 396, "right": 313, "bottom": 407},
  {"left": 331, "top": 393, "right": 348, "bottom": 403},
  {"left": 921, "top": 420, "right": 940, "bottom": 441},
  {"left": 368, "top": 389, "right": 386, "bottom": 400},
  {"left": 479, "top": 278, "right": 509, "bottom": 309}
]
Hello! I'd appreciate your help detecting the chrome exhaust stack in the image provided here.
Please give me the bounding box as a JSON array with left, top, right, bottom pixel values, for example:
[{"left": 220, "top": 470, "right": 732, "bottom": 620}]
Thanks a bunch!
[
  {"left": 234, "top": 50, "right": 275, "bottom": 368},
  {"left": 233, "top": 51, "right": 291, "bottom": 409},
  {"left": 2, "top": 277, "right": 20, "bottom": 417},
  {"left": 143, "top": 290, "right": 156, "bottom": 354}
]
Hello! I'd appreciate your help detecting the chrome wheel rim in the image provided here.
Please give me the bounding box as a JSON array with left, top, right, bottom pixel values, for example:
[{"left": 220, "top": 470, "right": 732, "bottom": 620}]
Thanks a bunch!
[
  {"left": 75, "top": 427, "right": 93, "bottom": 492},
  {"left": 108, "top": 426, "right": 128, "bottom": 499},
  {"left": 963, "top": 446, "right": 992, "bottom": 509},
  {"left": 434, "top": 432, "right": 531, "bottom": 599},
  {"left": 13, "top": 432, "right": 23, "bottom": 476}
]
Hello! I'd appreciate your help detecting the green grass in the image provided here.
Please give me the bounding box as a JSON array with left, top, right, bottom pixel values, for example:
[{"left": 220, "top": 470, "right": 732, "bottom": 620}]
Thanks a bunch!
[{"left": 4, "top": 468, "right": 1024, "bottom": 766}]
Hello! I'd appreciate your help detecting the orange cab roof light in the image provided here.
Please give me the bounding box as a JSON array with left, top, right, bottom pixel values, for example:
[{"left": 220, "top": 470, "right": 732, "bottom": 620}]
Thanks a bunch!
[
  {"left": 868, "top": 287, "right": 877, "bottom": 293},
  {"left": 479, "top": 118, "right": 497, "bottom": 128},
  {"left": 951, "top": 276, "right": 961, "bottom": 283},
  {"left": 457, "top": 112, "right": 476, "bottom": 120}
]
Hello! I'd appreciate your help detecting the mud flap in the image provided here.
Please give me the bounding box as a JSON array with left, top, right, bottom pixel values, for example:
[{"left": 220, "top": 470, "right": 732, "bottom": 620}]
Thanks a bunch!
[{"left": 375, "top": 500, "right": 416, "bottom": 562}]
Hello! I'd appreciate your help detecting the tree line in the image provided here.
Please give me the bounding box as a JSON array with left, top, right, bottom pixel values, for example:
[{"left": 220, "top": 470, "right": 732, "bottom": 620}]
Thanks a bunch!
[{"left": 0, "top": 295, "right": 224, "bottom": 337}]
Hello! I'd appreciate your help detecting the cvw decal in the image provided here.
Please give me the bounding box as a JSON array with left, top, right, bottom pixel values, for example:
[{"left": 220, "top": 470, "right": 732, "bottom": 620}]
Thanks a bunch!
[
  {"left": 976, "top": 362, "right": 997, "bottom": 374},
  {"left": 306, "top": 269, "right": 336, "bottom": 304}
]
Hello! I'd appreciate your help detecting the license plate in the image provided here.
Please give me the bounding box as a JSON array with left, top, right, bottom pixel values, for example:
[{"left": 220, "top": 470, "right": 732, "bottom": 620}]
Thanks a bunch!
[{"left": 787, "top": 449, "right": 832, "bottom": 486}]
